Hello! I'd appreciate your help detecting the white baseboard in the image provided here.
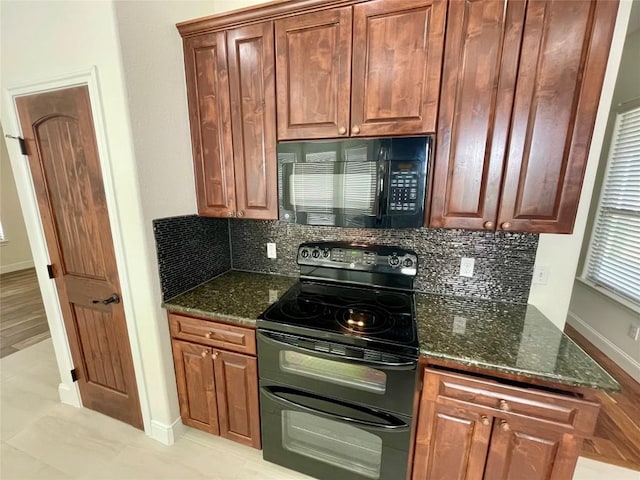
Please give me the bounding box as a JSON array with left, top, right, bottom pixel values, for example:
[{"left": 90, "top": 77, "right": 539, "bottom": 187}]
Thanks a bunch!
[
  {"left": 58, "top": 382, "right": 82, "bottom": 407},
  {"left": 148, "top": 417, "right": 187, "bottom": 446},
  {"left": 567, "top": 312, "right": 640, "bottom": 382},
  {"left": 0, "top": 260, "right": 35, "bottom": 274}
]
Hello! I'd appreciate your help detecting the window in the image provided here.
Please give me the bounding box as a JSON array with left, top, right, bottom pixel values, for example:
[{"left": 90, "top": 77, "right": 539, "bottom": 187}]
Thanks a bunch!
[
  {"left": 585, "top": 103, "right": 640, "bottom": 306},
  {"left": 0, "top": 220, "right": 4, "bottom": 242}
]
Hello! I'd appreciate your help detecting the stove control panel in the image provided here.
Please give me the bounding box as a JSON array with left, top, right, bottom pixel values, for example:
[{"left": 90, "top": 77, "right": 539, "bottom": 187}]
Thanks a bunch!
[{"left": 297, "top": 242, "right": 418, "bottom": 276}]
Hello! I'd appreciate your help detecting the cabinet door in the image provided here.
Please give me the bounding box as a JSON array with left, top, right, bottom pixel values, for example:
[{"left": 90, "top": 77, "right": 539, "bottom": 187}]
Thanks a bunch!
[
  {"left": 413, "top": 400, "right": 492, "bottom": 480},
  {"left": 184, "top": 33, "right": 236, "bottom": 217},
  {"left": 227, "top": 22, "right": 278, "bottom": 220},
  {"left": 429, "top": 0, "right": 526, "bottom": 230},
  {"left": 483, "top": 417, "right": 581, "bottom": 480},
  {"left": 171, "top": 340, "right": 219, "bottom": 434},
  {"left": 275, "top": 7, "right": 352, "bottom": 140},
  {"left": 213, "top": 349, "right": 261, "bottom": 449},
  {"left": 497, "top": 0, "right": 618, "bottom": 233},
  {"left": 351, "top": 0, "right": 446, "bottom": 136}
]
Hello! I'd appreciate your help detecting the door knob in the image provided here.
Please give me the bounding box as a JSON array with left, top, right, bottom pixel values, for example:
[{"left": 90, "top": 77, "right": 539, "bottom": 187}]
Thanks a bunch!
[{"left": 92, "top": 293, "right": 120, "bottom": 305}]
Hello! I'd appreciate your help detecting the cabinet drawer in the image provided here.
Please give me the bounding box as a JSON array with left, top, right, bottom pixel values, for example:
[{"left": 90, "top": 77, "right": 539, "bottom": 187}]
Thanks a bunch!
[
  {"left": 169, "top": 313, "right": 256, "bottom": 355},
  {"left": 424, "top": 369, "right": 599, "bottom": 435}
]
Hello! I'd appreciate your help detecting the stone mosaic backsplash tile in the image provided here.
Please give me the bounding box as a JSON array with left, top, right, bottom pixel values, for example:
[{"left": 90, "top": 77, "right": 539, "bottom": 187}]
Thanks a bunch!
[
  {"left": 153, "top": 215, "right": 231, "bottom": 301},
  {"left": 229, "top": 220, "right": 538, "bottom": 304}
]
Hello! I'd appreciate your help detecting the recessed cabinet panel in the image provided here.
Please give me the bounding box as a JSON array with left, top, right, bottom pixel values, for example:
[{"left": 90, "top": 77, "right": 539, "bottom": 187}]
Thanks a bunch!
[
  {"left": 275, "top": 8, "right": 352, "bottom": 139},
  {"left": 430, "top": 0, "right": 525, "bottom": 230},
  {"left": 498, "top": 0, "right": 618, "bottom": 233},
  {"left": 227, "top": 22, "right": 278, "bottom": 220},
  {"left": 184, "top": 34, "right": 236, "bottom": 217},
  {"left": 351, "top": 0, "right": 446, "bottom": 136}
]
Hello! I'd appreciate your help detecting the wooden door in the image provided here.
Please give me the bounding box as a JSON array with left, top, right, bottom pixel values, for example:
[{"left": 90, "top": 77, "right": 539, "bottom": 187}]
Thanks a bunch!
[
  {"left": 213, "top": 349, "right": 261, "bottom": 449},
  {"left": 16, "top": 86, "right": 143, "bottom": 429},
  {"left": 184, "top": 32, "right": 236, "bottom": 218},
  {"left": 429, "top": 0, "right": 526, "bottom": 230},
  {"left": 172, "top": 340, "right": 219, "bottom": 434},
  {"left": 227, "top": 22, "right": 278, "bottom": 220},
  {"left": 497, "top": 0, "right": 618, "bottom": 233},
  {"left": 275, "top": 7, "right": 352, "bottom": 140},
  {"left": 351, "top": 0, "right": 446, "bottom": 137},
  {"left": 483, "top": 417, "right": 581, "bottom": 480}
]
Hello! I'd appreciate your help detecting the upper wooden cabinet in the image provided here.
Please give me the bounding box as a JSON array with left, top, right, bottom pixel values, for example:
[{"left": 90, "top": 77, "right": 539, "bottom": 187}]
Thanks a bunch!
[
  {"left": 430, "top": 0, "right": 618, "bottom": 233},
  {"left": 275, "top": 0, "right": 447, "bottom": 140},
  {"left": 183, "top": 22, "right": 277, "bottom": 220}
]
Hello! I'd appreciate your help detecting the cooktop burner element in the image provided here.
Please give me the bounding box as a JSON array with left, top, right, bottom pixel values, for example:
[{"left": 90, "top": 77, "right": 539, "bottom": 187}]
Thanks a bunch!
[{"left": 258, "top": 242, "right": 420, "bottom": 357}]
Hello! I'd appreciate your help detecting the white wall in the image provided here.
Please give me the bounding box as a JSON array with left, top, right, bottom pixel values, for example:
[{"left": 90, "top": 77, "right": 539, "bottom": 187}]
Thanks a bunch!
[
  {"left": 0, "top": 124, "right": 34, "bottom": 273},
  {"left": 0, "top": 0, "right": 178, "bottom": 441},
  {"left": 528, "top": 0, "right": 634, "bottom": 329}
]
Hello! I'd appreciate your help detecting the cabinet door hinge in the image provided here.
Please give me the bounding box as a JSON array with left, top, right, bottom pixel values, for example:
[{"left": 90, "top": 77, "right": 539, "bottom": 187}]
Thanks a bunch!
[
  {"left": 47, "top": 264, "right": 55, "bottom": 279},
  {"left": 70, "top": 369, "right": 78, "bottom": 382},
  {"left": 4, "top": 134, "right": 27, "bottom": 155}
]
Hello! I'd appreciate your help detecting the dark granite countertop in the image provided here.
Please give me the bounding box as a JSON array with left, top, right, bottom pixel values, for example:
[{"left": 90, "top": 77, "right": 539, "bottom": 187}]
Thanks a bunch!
[
  {"left": 163, "top": 270, "right": 296, "bottom": 327},
  {"left": 416, "top": 293, "right": 619, "bottom": 392},
  {"left": 163, "top": 271, "right": 618, "bottom": 392}
]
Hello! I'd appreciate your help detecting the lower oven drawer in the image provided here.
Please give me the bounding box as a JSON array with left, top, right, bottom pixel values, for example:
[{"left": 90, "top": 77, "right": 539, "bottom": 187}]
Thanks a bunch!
[
  {"left": 260, "top": 380, "right": 411, "bottom": 480},
  {"left": 257, "top": 330, "right": 417, "bottom": 416}
]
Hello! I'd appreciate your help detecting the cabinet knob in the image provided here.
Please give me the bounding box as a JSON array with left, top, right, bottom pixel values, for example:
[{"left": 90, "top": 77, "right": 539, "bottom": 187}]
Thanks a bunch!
[
  {"left": 500, "top": 222, "right": 511, "bottom": 230},
  {"left": 500, "top": 420, "right": 510, "bottom": 432},
  {"left": 483, "top": 221, "right": 494, "bottom": 229},
  {"left": 352, "top": 125, "right": 361, "bottom": 134},
  {"left": 338, "top": 126, "right": 347, "bottom": 135},
  {"left": 237, "top": 210, "right": 245, "bottom": 217},
  {"left": 480, "top": 416, "right": 490, "bottom": 426},
  {"left": 212, "top": 351, "right": 219, "bottom": 360},
  {"left": 499, "top": 399, "right": 511, "bottom": 411},
  {"left": 205, "top": 331, "right": 214, "bottom": 339},
  {"left": 201, "top": 350, "right": 208, "bottom": 358},
  {"left": 227, "top": 211, "right": 235, "bottom": 217}
]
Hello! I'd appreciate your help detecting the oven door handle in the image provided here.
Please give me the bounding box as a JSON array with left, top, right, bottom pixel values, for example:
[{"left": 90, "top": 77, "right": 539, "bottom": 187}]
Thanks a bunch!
[
  {"left": 262, "top": 386, "right": 409, "bottom": 431},
  {"left": 259, "top": 331, "right": 416, "bottom": 370}
]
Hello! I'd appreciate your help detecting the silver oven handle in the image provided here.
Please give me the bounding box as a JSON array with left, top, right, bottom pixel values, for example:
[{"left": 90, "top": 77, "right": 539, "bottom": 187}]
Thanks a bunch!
[
  {"left": 262, "top": 386, "right": 409, "bottom": 431},
  {"left": 258, "top": 330, "right": 417, "bottom": 370}
]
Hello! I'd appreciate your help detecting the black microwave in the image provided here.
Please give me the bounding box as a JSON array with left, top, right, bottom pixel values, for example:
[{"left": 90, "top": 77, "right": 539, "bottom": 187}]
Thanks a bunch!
[{"left": 277, "top": 136, "right": 431, "bottom": 229}]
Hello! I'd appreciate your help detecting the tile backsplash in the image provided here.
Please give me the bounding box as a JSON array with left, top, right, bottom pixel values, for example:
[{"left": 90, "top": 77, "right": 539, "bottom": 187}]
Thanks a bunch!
[
  {"left": 153, "top": 215, "right": 231, "bottom": 301},
  {"left": 230, "top": 220, "right": 538, "bottom": 304}
]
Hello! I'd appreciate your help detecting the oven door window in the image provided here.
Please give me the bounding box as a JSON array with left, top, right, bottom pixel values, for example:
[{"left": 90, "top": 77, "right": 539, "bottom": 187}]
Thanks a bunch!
[
  {"left": 279, "top": 350, "right": 387, "bottom": 394},
  {"left": 282, "top": 410, "right": 382, "bottom": 480}
]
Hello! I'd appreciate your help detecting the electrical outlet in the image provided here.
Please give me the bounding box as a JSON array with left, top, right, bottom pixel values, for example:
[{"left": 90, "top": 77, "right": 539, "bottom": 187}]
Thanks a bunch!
[
  {"left": 459, "top": 257, "right": 475, "bottom": 277},
  {"left": 267, "top": 242, "right": 277, "bottom": 259},
  {"left": 628, "top": 324, "right": 640, "bottom": 342},
  {"left": 453, "top": 316, "right": 467, "bottom": 334},
  {"left": 532, "top": 265, "right": 550, "bottom": 285},
  {"left": 269, "top": 289, "right": 279, "bottom": 303}
]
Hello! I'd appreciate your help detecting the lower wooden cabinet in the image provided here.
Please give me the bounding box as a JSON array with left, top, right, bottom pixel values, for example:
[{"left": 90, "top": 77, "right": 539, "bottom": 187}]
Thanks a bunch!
[
  {"left": 169, "top": 315, "right": 261, "bottom": 449},
  {"left": 413, "top": 368, "right": 600, "bottom": 480}
]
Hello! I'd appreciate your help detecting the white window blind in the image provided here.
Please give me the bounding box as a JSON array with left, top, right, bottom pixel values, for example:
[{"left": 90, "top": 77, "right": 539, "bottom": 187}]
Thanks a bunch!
[{"left": 586, "top": 104, "right": 640, "bottom": 305}]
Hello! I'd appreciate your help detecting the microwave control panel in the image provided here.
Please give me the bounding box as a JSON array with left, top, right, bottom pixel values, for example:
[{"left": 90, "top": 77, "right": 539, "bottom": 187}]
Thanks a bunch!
[{"left": 388, "top": 163, "right": 420, "bottom": 213}]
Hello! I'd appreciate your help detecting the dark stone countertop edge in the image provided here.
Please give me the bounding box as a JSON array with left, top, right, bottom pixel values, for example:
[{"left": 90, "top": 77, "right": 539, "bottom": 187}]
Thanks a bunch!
[{"left": 163, "top": 303, "right": 258, "bottom": 328}]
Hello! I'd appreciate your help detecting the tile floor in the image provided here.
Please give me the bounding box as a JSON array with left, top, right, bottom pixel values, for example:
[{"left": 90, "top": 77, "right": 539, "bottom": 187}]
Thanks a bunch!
[{"left": 1, "top": 339, "right": 638, "bottom": 480}]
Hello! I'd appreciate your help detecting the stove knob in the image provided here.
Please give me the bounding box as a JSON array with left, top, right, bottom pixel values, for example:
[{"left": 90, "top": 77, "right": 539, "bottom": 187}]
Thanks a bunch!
[
  {"left": 322, "top": 248, "right": 330, "bottom": 258},
  {"left": 300, "top": 248, "right": 310, "bottom": 258},
  {"left": 312, "top": 249, "right": 321, "bottom": 258},
  {"left": 388, "top": 255, "right": 400, "bottom": 267},
  {"left": 403, "top": 258, "right": 414, "bottom": 268}
]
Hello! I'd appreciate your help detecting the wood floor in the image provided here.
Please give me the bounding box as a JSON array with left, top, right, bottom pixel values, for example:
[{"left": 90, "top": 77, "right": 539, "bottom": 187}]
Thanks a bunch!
[
  {"left": 565, "top": 324, "right": 640, "bottom": 471},
  {"left": 0, "top": 268, "right": 49, "bottom": 358}
]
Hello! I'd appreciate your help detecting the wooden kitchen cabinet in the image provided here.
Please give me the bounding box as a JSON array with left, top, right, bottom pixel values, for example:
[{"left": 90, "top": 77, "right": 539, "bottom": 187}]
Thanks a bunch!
[
  {"left": 429, "top": 0, "right": 618, "bottom": 233},
  {"left": 413, "top": 368, "right": 600, "bottom": 480},
  {"left": 169, "top": 314, "right": 261, "bottom": 449},
  {"left": 275, "top": 0, "right": 446, "bottom": 140},
  {"left": 183, "top": 22, "right": 277, "bottom": 220}
]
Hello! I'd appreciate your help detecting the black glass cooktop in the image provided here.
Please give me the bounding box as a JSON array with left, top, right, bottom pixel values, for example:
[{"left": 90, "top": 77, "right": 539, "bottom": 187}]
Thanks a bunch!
[{"left": 258, "top": 280, "right": 419, "bottom": 357}]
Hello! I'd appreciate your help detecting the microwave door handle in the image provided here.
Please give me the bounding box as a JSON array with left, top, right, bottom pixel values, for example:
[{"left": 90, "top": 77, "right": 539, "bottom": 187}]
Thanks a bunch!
[{"left": 262, "top": 386, "right": 409, "bottom": 431}]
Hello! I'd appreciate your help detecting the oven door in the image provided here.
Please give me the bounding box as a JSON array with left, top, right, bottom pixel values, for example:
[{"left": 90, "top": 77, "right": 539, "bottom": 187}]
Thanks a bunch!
[
  {"left": 257, "top": 330, "right": 417, "bottom": 416},
  {"left": 260, "top": 382, "right": 411, "bottom": 480}
]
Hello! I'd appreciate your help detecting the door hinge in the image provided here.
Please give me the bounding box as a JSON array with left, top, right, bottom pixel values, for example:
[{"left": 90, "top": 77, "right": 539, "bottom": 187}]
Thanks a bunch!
[
  {"left": 70, "top": 368, "right": 78, "bottom": 382},
  {"left": 46, "top": 264, "right": 55, "bottom": 279},
  {"left": 4, "top": 134, "right": 27, "bottom": 155}
]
